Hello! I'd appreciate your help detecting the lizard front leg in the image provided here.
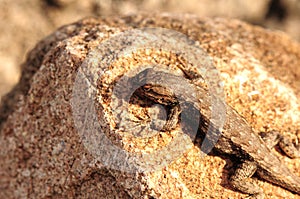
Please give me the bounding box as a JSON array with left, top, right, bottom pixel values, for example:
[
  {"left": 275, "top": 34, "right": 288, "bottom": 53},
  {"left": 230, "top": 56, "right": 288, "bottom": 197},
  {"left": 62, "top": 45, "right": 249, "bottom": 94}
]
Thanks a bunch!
[
  {"left": 135, "top": 84, "right": 182, "bottom": 132},
  {"left": 161, "top": 104, "right": 181, "bottom": 131}
]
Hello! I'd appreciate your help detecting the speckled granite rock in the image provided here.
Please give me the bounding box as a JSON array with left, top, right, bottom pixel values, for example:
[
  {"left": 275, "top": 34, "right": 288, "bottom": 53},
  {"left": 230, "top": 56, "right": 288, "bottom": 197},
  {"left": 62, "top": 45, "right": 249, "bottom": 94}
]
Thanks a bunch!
[{"left": 0, "top": 13, "right": 299, "bottom": 198}]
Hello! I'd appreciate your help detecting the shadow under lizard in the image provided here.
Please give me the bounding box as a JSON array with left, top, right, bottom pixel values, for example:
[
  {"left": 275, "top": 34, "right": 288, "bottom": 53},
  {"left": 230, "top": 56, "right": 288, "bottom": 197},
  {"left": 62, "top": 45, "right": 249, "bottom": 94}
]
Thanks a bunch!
[{"left": 128, "top": 67, "right": 300, "bottom": 198}]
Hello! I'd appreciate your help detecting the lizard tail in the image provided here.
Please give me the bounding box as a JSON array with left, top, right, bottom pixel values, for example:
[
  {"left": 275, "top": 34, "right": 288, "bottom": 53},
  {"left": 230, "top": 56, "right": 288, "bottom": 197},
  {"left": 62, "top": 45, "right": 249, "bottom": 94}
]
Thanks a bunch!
[{"left": 257, "top": 165, "right": 300, "bottom": 194}]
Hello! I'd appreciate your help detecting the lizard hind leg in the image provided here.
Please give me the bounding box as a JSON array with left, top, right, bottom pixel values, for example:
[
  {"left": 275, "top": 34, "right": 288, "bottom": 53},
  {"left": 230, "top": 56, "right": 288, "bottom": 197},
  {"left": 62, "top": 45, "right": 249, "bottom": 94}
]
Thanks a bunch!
[
  {"left": 260, "top": 131, "right": 300, "bottom": 158},
  {"left": 229, "top": 160, "right": 264, "bottom": 198}
]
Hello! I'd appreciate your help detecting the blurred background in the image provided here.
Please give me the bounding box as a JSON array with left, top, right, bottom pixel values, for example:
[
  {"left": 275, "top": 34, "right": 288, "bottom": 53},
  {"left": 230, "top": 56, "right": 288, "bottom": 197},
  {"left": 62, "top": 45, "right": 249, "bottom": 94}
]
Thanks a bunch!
[{"left": 0, "top": 0, "right": 299, "bottom": 100}]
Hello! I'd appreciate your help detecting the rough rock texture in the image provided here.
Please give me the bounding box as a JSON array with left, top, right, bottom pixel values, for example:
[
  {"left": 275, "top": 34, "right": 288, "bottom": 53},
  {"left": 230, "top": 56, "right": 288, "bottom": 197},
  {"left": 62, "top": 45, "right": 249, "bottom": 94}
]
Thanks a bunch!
[
  {"left": 0, "top": 13, "right": 300, "bottom": 198},
  {"left": 2, "top": 0, "right": 300, "bottom": 101}
]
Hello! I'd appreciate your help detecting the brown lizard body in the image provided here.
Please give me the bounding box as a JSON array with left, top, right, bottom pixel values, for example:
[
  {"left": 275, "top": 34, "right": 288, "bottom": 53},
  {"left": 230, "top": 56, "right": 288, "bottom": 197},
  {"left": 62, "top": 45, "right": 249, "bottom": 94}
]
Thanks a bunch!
[{"left": 129, "top": 67, "right": 300, "bottom": 198}]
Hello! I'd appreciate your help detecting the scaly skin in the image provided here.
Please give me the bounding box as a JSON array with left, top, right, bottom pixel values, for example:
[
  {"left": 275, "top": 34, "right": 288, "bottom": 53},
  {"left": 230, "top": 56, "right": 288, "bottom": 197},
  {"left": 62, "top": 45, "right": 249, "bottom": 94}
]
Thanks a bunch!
[{"left": 132, "top": 67, "right": 300, "bottom": 197}]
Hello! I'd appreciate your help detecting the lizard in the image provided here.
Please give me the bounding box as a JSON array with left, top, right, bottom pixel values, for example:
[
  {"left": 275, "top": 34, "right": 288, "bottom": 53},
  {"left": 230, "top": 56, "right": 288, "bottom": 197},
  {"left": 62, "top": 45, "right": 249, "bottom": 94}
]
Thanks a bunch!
[{"left": 127, "top": 67, "right": 300, "bottom": 198}]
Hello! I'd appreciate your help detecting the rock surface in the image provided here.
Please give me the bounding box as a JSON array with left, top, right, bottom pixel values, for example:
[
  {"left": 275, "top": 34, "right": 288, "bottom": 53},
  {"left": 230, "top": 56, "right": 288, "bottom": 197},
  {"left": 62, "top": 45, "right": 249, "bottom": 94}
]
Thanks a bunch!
[
  {"left": 0, "top": 13, "right": 300, "bottom": 198},
  {"left": 2, "top": 0, "right": 300, "bottom": 101}
]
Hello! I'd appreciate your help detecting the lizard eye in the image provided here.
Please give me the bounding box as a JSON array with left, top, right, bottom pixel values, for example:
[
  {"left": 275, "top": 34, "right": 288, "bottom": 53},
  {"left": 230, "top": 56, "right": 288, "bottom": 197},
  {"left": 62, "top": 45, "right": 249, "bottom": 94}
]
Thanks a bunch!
[{"left": 143, "top": 85, "right": 152, "bottom": 92}]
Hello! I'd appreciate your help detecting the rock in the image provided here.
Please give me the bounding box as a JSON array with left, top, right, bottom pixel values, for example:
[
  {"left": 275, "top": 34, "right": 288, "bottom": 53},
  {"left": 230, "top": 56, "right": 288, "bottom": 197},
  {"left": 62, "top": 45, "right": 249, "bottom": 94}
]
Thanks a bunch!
[
  {"left": 0, "top": 13, "right": 299, "bottom": 198},
  {"left": 3, "top": 0, "right": 300, "bottom": 102}
]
